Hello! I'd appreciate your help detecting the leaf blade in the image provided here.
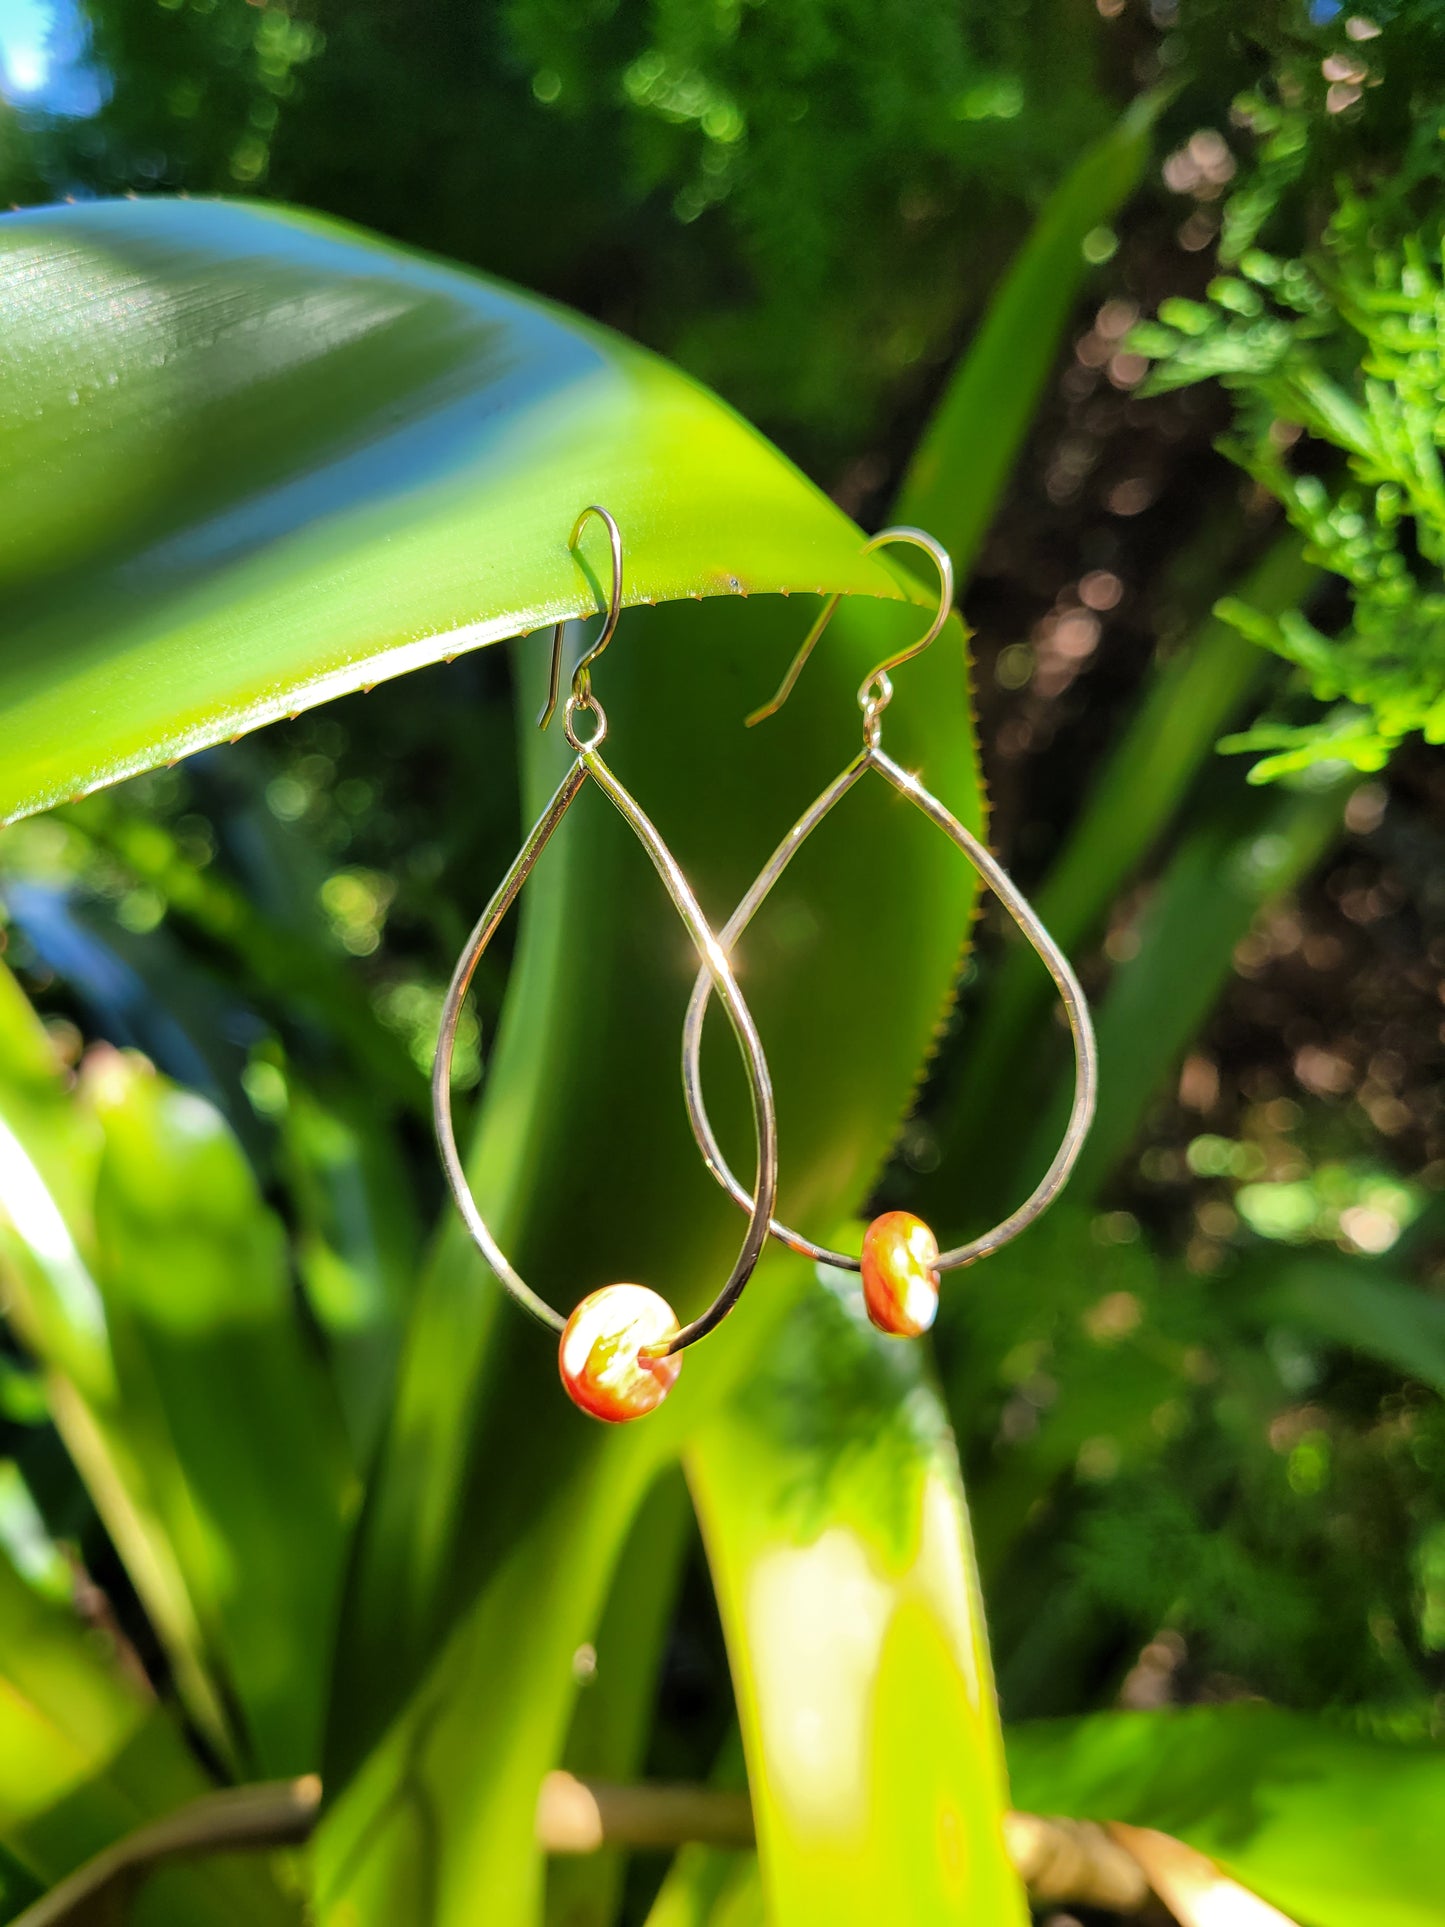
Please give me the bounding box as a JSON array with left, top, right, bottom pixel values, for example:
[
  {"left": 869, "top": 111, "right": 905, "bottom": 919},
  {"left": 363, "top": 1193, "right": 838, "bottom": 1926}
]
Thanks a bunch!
[
  {"left": 0, "top": 198, "right": 924, "bottom": 824},
  {"left": 893, "top": 91, "right": 1163, "bottom": 568},
  {"left": 686, "top": 1286, "right": 1029, "bottom": 1926}
]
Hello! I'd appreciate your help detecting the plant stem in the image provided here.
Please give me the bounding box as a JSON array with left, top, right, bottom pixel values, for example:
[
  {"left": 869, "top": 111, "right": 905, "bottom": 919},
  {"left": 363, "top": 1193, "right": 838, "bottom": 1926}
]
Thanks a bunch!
[
  {"left": 11, "top": 1775, "right": 1155, "bottom": 1924},
  {"left": 10, "top": 1779, "right": 322, "bottom": 1927}
]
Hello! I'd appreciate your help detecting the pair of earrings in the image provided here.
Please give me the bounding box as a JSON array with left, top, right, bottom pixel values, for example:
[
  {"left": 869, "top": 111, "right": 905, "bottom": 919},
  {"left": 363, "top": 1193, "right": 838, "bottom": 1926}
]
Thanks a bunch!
[{"left": 433, "top": 507, "right": 1097, "bottom": 1423}]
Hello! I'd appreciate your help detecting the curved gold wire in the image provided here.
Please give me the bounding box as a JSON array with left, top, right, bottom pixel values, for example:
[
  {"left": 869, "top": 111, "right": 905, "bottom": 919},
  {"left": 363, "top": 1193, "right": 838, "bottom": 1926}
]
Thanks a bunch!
[
  {"left": 538, "top": 504, "right": 626, "bottom": 731},
  {"left": 436, "top": 510, "right": 778, "bottom": 1355},
  {"left": 683, "top": 527, "right": 1096, "bottom": 1277},
  {"left": 745, "top": 526, "right": 955, "bottom": 729}
]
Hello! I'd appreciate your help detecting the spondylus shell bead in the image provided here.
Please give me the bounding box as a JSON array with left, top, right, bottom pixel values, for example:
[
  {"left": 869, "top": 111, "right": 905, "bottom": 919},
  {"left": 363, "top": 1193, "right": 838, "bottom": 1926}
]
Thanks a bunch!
[
  {"left": 861, "top": 1211, "right": 940, "bottom": 1337},
  {"left": 559, "top": 1283, "right": 682, "bottom": 1422}
]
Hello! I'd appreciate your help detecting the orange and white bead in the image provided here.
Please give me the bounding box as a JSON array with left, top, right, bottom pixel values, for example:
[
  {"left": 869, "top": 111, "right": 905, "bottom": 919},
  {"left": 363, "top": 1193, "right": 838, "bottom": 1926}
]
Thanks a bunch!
[
  {"left": 558, "top": 1283, "right": 682, "bottom": 1421},
  {"left": 860, "top": 1211, "right": 941, "bottom": 1337}
]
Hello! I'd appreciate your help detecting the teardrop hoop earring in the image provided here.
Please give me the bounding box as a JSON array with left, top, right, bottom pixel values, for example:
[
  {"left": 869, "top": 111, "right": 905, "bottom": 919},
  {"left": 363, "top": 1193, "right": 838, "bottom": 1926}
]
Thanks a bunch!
[
  {"left": 434, "top": 505, "right": 778, "bottom": 1421},
  {"left": 681, "top": 526, "right": 1098, "bottom": 1339}
]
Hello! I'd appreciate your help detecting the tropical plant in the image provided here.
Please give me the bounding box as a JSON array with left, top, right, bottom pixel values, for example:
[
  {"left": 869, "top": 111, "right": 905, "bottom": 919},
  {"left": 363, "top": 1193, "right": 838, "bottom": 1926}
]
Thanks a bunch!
[{"left": 1, "top": 4, "right": 1444, "bottom": 1926}]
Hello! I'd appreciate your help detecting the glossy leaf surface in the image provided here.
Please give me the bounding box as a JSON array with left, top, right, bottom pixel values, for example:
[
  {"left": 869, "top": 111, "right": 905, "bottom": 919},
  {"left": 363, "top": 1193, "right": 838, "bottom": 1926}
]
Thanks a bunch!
[
  {"left": 1007, "top": 1706, "right": 1445, "bottom": 1927},
  {"left": 0, "top": 198, "right": 922, "bottom": 823}
]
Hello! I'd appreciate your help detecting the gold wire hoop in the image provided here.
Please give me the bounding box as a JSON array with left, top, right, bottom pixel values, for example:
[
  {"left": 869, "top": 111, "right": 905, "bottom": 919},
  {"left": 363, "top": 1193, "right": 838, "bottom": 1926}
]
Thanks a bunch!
[
  {"left": 434, "top": 509, "right": 779, "bottom": 1354},
  {"left": 682, "top": 527, "right": 1097, "bottom": 1275}
]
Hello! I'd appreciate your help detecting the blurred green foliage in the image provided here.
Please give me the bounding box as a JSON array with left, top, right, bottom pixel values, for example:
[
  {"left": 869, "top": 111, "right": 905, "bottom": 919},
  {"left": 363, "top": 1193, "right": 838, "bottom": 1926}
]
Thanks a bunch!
[{"left": 1, "top": 2, "right": 1444, "bottom": 1924}]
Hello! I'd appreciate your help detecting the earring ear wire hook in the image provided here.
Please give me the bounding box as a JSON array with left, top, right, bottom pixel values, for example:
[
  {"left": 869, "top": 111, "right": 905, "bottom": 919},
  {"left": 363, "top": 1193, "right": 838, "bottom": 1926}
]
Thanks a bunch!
[
  {"left": 538, "top": 503, "right": 626, "bottom": 730},
  {"left": 745, "top": 527, "right": 955, "bottom": 729}
]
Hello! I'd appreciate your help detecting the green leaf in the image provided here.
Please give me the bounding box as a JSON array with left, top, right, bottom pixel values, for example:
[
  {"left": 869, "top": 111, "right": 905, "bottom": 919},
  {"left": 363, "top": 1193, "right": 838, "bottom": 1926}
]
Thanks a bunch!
[
  {"left": 0, "top": 1544, "right": 295, "bottom": 1924},
  {"left": 641, "top": 1731, "right": 752, "bottom": 1927},
  {"left": 893, "top": 90, "right": 1164, "bottom": 570},
  {"left": 280, "top": 1080, "right": 422, "bottom": 1465},
  {"left": 0, "top": 971, "right": 353, "bottom": 1777},
  {"left": 1007, "top": 1706, "right": 1445, "bottom": 1927},
  {"left": 0, "top": 962, "right": 109, "bottom": 1397},
  {"left": 645, "top": 1850, "right": 763, "bottom": 1927},
  {"left": 686, "top": 1285, "right": 1028, "bottom": 1925},
  {"left": 547, "top": 1468, "right": 692, "bottom": 1927},
  {"left": 0, "top": 964, "right": 229, "bottom": 1755},
  {"left": 85, "top": 1052, "right": 355, "bottom": 1776},
  {"left": 1035, "top": 768, "right": 1346, "bottom": 1200},
  {"left": 1242, "top": 1256, "right": 1445, "bottom": 1399},
  {"left": 315, "top": 1417, "right": 673, "bottom": 1927},
  {"left": 0, "top": 197, "right": 923, "bottom": 825}
]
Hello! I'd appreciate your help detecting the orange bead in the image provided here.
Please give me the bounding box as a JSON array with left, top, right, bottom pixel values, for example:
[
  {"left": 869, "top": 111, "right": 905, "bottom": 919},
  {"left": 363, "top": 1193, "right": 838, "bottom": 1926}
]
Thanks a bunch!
[
  {"left": 861, "top": 1211, "right": 940, "bottom": 1337},
  {"left": 558, "top": 1283, "right": 682, "bottom": 1422}
]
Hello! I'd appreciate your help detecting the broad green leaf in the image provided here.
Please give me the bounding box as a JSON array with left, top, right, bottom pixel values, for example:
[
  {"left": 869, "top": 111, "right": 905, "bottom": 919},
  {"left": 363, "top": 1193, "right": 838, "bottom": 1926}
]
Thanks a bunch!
[
  {"left": 9, "top": 195, "right": 987, "bottom": 1922},
  {"left": 86, "top": 1051, "right": 354, "bottom": 1776},
  {"left": 0, "top": 961, "right": 109, "bottom": 1396},
  {"left": 686, "top": 1284, "right": 1028, "bottom": 1926},
  {"left": 0, "top": 197, "right": 924, "bottom": 825},
  {"left": 314, "top": 1418, "right": 672, "bottom": 1927},
  {"left": 319, "top": 590, "right": 985, "bottom": 1922},
  {"left": 894, "top": 91, "right": 1163, "bottom": 569},
  {"left": 0, "top": 1543, "right": 295, "bottom": 1924},
  {"left": 1007, "top": 1706, "right": 1445, "bottom": 1927}
]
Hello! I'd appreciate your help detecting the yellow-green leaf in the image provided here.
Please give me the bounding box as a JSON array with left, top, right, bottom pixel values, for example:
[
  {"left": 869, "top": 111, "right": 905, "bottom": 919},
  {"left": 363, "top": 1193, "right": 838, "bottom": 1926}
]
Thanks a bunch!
[
  {"left": 0, "top": 198, "right": 923, "bottom": 824},
  {"left": 687, "top": 1285, "right": 1028, "bottom": 1925}
]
